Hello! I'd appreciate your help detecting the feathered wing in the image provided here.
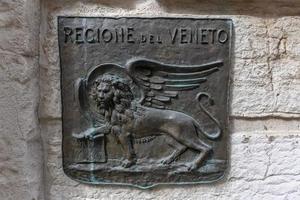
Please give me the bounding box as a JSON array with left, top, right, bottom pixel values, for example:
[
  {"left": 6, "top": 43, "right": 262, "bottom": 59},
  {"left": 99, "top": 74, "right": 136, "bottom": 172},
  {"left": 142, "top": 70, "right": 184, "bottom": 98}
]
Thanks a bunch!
[{"left": 125, "top": 58, "right": 223, "bottom": 109}]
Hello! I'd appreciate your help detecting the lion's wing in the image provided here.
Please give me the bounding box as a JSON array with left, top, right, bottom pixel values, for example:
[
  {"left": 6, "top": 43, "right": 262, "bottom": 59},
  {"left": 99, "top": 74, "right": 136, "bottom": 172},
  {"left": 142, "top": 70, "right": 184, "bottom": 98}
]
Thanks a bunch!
[{"left": 125, "top": 58, "right": 223, "bottom": 109}]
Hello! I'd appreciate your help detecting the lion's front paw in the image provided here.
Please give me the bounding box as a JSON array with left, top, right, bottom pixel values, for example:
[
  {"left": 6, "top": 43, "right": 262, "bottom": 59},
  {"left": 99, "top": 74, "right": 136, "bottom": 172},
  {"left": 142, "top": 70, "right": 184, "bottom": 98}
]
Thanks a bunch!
[
  {"left": 186, "top": 162, "right": 198, "bottom": 171},
  {"left": 160, "top": 157, "right": 174, "bottom": 165},
  {"left": 121, "top": 159, "right": 136, "bottom": 168}
]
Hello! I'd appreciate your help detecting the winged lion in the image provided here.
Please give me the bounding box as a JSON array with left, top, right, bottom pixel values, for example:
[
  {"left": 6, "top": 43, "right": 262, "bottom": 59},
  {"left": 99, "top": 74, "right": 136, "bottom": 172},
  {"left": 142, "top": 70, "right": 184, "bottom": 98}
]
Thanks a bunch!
[{"left": 73, "top": 58, "right": 223, "bottom": 171}]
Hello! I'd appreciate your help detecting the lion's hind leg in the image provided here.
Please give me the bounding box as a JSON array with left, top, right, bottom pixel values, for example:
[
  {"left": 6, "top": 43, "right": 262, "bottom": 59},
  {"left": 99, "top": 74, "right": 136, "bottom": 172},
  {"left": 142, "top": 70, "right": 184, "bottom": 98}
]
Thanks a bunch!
[
  {"left": 184, "top": 139, "right": 212, "bottom": 171},
  {"left": 160, "top": 136, "right": 187, "bottom": 165},
  {"left": 173, "top": 125, "right": 212, "bottom": 170},
  {"left": 167, "top": 121, "right": 212, "bottom": 170}
]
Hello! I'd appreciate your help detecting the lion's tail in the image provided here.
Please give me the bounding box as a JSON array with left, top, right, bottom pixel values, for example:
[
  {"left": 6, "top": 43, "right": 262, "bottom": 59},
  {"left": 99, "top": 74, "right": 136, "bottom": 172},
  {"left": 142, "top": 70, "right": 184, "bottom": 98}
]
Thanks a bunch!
[{"left": 193, "top": 92, "right": 222, "bottom": 140}]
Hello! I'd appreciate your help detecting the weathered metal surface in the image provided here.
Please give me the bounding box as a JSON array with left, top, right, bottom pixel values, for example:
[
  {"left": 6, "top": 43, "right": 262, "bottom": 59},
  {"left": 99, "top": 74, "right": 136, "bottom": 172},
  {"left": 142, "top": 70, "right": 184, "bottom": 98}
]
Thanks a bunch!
[{"left": 58, "top": 17, "right": 232, "bottom": 188}]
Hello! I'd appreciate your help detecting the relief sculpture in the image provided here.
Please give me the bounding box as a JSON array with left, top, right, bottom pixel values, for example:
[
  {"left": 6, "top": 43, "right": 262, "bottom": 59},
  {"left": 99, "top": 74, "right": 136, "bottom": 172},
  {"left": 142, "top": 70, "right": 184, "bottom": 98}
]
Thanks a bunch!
[
  {"left": 59, "top": 17, "right": 231, "bottom": 187},
  {"left": 73, "top": 58, "right": 223, "bottom": 171}
]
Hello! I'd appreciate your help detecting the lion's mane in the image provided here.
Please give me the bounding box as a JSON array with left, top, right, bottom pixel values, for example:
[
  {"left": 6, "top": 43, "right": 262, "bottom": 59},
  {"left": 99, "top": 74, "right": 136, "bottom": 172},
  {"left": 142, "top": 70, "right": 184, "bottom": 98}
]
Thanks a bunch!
[{"left": 89, "top": 73, "right": 135, "bottom": 124}]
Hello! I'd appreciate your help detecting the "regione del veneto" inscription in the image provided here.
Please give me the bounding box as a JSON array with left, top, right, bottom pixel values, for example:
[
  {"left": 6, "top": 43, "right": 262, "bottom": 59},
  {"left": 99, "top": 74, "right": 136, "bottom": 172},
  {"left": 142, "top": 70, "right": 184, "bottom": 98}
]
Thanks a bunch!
[
  {"left": 58, "top": 17, "right": 232, "bottom": 188},
  {"left": 63, "top": 27, "right": 229, "bottom": 45}
]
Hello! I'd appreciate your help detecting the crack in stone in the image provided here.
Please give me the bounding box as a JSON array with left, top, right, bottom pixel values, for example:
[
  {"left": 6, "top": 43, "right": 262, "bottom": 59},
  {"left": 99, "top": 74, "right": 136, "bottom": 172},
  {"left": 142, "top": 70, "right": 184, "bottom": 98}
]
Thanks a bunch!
[
  {"left": 263, "top": 143, "right": 272, "bottom": 180},
  {"left": 264, "top": 19, "right": 274, "bottom": 93}
]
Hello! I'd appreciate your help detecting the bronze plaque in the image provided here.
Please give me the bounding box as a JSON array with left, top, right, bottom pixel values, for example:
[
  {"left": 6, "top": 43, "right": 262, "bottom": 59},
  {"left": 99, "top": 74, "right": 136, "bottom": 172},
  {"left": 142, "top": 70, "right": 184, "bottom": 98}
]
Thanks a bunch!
[{"left": 58, "top": 17, "right": 232, "bottom": 188}]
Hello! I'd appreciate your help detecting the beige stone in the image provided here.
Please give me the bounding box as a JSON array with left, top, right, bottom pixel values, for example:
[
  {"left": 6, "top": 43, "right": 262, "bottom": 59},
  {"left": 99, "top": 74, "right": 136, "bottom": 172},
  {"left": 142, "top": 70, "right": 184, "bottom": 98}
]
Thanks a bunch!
[
  {"left": 0, "top": 0, "right": 43, "bottom": 200},
  {"left": 1, "top": 0, "right": 300, "bottom": 199}
]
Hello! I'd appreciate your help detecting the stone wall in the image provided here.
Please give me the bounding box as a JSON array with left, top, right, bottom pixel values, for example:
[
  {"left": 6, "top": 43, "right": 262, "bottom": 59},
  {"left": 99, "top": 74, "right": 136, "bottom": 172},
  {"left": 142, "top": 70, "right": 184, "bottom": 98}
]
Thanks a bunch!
[
  {"left": 1, "top": 0, "right": 300, "bottom": 199},
  {"left": 0, "top": 0, "right": 44, "bottom": 200}
]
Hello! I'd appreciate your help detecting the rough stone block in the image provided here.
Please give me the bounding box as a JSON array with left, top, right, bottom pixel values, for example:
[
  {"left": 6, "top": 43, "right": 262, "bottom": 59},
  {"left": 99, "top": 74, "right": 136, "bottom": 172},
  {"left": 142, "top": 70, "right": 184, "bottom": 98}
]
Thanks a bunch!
[{"left": 42, "top": 129, "right": 300, "bottom": 199}]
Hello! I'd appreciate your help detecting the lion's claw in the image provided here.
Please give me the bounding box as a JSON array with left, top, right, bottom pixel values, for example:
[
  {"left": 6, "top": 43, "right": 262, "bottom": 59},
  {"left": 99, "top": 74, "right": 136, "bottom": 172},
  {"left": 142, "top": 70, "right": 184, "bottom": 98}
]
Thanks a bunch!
[
  {"left": 186, "top": 162, "right": 198, "bottom": 171},
  {"left": 121, "top": 159, "right": 136, "bottom": 168},
  {"left": 160, "top": 157, "right": 173, "bottom": 165}
]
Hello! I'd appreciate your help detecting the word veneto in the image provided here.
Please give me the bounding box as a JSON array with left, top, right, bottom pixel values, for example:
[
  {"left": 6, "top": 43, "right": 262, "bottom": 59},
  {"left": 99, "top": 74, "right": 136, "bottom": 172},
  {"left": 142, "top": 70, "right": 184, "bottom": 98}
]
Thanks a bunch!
[{"left": 63, "top": 27, "right": 229, "bottom": 45}]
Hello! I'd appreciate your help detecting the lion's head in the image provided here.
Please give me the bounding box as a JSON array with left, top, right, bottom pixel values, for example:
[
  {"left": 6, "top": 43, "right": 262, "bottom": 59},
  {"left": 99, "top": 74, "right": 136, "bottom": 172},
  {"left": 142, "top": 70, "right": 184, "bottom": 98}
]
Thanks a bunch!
[{"left": 89, "top": 73, "right": 134, "bottom": 115}]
